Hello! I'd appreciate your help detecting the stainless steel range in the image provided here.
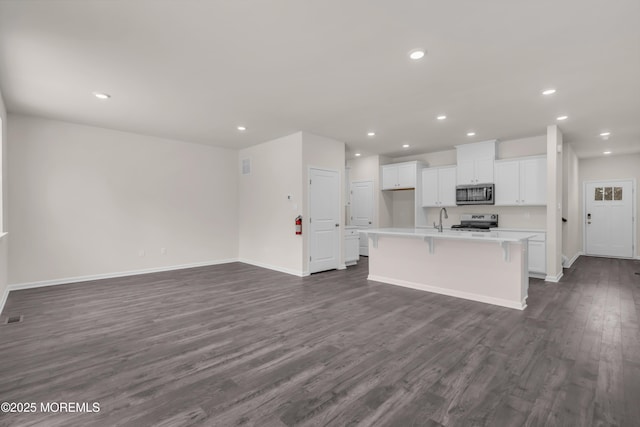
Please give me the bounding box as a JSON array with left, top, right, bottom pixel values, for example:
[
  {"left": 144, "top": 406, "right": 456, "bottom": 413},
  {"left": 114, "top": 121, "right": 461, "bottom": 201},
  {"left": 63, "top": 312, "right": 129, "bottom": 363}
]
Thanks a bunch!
[{"left": 450, "top": 214, "right": 498, "bottom": 232}]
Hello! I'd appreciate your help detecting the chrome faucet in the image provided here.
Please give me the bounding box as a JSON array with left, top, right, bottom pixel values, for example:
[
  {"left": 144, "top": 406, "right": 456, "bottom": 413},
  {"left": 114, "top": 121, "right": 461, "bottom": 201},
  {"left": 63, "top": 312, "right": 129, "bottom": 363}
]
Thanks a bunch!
[{"left": 433, "top": 207, "right": 448, "bottom": 232}]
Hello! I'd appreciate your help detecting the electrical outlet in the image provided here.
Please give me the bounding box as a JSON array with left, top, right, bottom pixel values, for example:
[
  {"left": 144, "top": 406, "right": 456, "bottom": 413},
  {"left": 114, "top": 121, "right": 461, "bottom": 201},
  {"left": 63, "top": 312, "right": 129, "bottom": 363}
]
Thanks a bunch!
[{"left": 161, "top": 248, "right": 167, "bottom": 255}]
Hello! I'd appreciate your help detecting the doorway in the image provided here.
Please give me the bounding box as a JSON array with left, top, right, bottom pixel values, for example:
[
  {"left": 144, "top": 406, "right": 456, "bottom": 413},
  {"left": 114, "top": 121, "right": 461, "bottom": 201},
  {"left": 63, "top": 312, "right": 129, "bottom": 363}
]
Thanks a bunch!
[
  {"left": 350, "top": 180, "right": 374, "bottom": 256},
  {"left": 584, "top": 180, "right": 635, "bottom": 258},
  {"left": 309, "top": 168, "right": 340, "bottom": 273}
]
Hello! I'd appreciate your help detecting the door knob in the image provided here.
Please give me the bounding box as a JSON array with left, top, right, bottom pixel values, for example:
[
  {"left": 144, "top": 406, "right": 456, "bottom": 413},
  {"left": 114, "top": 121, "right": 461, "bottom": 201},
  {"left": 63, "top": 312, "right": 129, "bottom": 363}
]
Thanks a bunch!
[{"left": 335, "top": 224, "right": 340, "bottom": 227}]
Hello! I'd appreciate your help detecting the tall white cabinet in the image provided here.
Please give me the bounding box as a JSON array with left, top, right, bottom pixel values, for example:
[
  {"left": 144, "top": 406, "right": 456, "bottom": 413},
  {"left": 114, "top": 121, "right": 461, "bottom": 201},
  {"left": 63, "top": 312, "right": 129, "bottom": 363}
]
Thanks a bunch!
[
  {"left": 421, "top": 166, "right": 457, "bottom": 207},
  {"left": 494, "top": 156, "right": 546, "bottom": 206},
  {"left": 455, "top": 140, "right": 496, "bottom": 185}
]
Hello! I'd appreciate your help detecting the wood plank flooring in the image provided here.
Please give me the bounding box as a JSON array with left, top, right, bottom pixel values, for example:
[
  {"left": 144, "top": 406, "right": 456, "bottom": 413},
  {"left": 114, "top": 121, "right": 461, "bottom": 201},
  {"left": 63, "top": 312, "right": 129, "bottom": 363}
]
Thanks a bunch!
[{"left": 1, "top": 256, "right": 639, "bottom": 426}]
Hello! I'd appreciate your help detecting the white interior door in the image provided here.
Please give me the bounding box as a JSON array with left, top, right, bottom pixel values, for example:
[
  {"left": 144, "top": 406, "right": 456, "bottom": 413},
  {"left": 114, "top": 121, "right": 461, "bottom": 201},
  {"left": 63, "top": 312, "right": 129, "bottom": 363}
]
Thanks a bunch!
[
  {"left": 351, "top": 180, "right": 374, "bottom": 256},
  {"left": 309, "top": 168, "right": 340, "bottom": 273},
  {"left": 585, "top": 180, "right": 634, "bottom": 258}
]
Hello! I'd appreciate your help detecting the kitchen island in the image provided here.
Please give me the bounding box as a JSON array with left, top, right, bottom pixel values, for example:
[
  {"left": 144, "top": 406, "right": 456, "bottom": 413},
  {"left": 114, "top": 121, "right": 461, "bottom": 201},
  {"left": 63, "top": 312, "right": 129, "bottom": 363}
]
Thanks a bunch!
[{"left": 362, "top": 228, "right": 535, "bottom": 310}]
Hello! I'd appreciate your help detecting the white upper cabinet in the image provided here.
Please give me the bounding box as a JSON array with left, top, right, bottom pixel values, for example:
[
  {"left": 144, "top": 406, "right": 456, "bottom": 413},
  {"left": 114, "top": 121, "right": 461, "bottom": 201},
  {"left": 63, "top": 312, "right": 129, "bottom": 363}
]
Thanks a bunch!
[
  {"left": 381, "top": 165, "right": 399, "bottom": 190},
  {"left": 381, "top": 161, "right": 423, "bottom": 190},
  {"left": 495, "top": 156, "right": 546, "bottom": 206},
  {"left": 455, "top": 140, "right": 497, "bottom": 185},
  {"left": 421, "top": 166, "right": 457, "bottom": 207}
]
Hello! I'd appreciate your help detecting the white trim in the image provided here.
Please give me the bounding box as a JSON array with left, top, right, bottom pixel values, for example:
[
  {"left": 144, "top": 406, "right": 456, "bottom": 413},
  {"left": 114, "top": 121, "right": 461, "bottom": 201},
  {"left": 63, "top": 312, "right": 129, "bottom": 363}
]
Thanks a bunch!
[
  {"left": 529, "top": 272, "right": 546, "bottom": 280},
  {"left": 545, "top": 271, "right": 564, "bottom": 283},
  {"left": 563, "top": 251, "right": 583, "bottom": 268},
  {"left": 582, "top": 178, "right": 637, "bottom": 258},
  {"left": 7, "top": 259, "right": 238, "bottom": 292},
  {"left": 237, "top": 258, "right": 307, "bottom": 277},
  {"left": 368, "top": 274, "right": 527, "bottom": 310},
  {"left": 0, "top": 286, "right": 9, "bottom": 316},
  {"left": 0, "top": 232, "right": 7, "bottom": 241}
]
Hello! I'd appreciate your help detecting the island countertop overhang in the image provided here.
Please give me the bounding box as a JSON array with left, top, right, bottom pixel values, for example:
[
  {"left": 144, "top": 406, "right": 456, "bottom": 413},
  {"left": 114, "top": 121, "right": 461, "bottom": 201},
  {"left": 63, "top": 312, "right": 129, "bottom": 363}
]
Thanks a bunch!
[{"left": 359, "top": 227, "right": 536, "bottom": 243}]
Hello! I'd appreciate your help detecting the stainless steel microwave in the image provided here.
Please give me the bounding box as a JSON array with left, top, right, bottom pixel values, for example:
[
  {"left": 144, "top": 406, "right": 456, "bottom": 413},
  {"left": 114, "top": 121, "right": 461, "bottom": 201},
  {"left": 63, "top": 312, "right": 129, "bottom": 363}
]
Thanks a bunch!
[{"left": 456, "top": 183, "right": 495, "bottom": 205}]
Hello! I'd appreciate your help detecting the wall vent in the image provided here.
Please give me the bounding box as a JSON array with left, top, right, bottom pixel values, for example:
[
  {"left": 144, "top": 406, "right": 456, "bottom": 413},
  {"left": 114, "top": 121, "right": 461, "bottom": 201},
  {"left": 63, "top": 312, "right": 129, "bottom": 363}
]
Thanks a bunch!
[{"left": 241, "top": 158, "right": 251, "bottom": 175}]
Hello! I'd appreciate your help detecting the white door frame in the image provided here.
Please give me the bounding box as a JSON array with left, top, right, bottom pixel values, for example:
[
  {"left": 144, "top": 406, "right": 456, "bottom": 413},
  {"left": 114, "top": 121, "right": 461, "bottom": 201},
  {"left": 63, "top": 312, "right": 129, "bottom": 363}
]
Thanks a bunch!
[
  {"left": 307, "top": 166, "right": 342, "bottom": 273},
  {"left": 582, "top": 178, "right": 636, "bottom": 259}
]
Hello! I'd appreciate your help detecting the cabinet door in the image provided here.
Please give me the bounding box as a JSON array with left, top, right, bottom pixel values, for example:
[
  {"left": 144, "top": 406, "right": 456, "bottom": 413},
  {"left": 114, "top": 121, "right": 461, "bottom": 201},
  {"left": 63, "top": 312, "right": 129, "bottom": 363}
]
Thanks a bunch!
[
  {"left": 359, "top": 232, "right": 368, "bottom": 256},
  {"left": 397, "top": 163, "right": 416, "bottom": 189},
  {"left": 421, "top": 169, "right": 439, "bottom": 207},
  {"left": 438, "top": 167, "right": 457, "bottom": 206},
  {"left": 345, "top": 236, "right": 359, "bottom": 263},
  {"left": 528, "top": 240, "right": 546, "bottom": 273},
  {"left": 474, "top": 156, "right": 494, "bottom": 184},
  {"left": 520, "top": 157, "right": 546, "bottom": 205},
  {"left": 381, "top": 165, "right": 398, "bottom": 190},
  {"left": 495, "top": 160, "right": 520, "bottom": 205},
  {"left": 456, "top": 159, "right": 476, "bottom": 185}
]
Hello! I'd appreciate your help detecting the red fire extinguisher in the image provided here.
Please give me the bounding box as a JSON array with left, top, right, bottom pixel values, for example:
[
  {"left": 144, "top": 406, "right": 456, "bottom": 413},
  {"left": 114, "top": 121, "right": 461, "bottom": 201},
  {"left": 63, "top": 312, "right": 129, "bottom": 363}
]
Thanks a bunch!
[{"left": 295, "top": 215, "right": 302, "bottom": 235}]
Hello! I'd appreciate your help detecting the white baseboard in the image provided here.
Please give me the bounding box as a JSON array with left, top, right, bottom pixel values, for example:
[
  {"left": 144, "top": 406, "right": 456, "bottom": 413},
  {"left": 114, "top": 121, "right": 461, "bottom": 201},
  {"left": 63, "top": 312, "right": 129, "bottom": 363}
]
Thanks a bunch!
[
  {"left": 237, "top": 258, "right": 307, "bottom": 277},
  {"left": 7, "top": 259, "right": 239, "bottom": 292},
  {"left": 563, "top": 252, "right": 583, "bottom": 268},
  {"left": 545, "top": 271, "right": 564, "bottom": 283},
  {"left": 367, "top": 274, "right": 527, "bottom": 310},
  {"left": 0, "top": 285, "right": 9, "bottom": 316}
]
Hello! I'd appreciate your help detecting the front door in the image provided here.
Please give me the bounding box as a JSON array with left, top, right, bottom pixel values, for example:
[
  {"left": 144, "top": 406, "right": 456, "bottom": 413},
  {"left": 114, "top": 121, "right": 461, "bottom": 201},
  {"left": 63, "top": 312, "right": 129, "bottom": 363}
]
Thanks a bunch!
[
  {"left": 350, "top": 180, "right": 374, "bottom": 256},
  {"left": 585, "top": 180, "right": 634, "bottom": 258},
  {"left": 309, "top": 168, "right": 340, "bottom": 273}
]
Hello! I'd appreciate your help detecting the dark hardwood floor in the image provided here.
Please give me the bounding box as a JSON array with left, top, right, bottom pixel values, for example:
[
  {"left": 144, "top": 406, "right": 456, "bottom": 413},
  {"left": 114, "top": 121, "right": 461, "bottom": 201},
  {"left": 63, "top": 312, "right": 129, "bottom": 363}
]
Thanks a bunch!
[{"left": 1, "top": 256, "right": 639, "bottom": 426}]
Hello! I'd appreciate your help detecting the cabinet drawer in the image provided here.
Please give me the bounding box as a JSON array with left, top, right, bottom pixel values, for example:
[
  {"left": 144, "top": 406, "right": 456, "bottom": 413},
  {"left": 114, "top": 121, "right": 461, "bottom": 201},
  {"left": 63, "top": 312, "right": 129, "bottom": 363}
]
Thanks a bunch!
[{"left": 344, "top": 229, "right": 359, "bottom": 237}]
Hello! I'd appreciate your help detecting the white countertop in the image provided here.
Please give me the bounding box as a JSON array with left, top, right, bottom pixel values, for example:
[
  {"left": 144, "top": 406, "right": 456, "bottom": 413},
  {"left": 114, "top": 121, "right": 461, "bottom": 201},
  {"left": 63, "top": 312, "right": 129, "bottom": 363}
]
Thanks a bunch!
[{"left": 361, "top": 227, "right": 536, "bottom": 243}]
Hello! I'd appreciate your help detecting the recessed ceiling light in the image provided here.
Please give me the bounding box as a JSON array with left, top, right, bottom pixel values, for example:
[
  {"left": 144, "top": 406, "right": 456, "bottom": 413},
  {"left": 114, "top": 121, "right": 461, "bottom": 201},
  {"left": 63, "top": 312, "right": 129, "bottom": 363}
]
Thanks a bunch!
[
  {"left": 542, "top": 88, "right": 556, "bottom": 95},
  {"left": 409, "top": 49, "right": 425, "bottom": 60},
  {"left": 600, "top": 132, "right": 611, "bottom": 137},
  {"left": 93, "top": 92, "right": 110, "bottom": 99},
  {"left": 402, "top": 144, "right": 410, "bottom": 148},
  {"left": 237, "top": 126, "right": 246, "bottom": 131},
  {"left": 603, "top": 151, "right": 612, "bottom": 155},
  {"left": 367, "top": 132, "right": 375, "bottom": 137},
  {"left": 355, "top": 153, "right": 362, "bottom": 157},
  {"left": 556, "top": 115, "right": 568, "bottom": 121},
  {"left": 437, "top": 115, "right": 447, "bottom": 120},
  {"left": 467, "top": 132, "right": 476, "bottom": 136}
]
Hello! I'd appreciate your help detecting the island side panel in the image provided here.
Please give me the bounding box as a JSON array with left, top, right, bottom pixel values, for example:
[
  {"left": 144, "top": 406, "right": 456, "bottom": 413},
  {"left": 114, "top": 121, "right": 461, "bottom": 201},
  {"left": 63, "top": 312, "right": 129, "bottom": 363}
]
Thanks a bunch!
[{"left": 367, "top": 235, "right": 528, "bottom": 309}]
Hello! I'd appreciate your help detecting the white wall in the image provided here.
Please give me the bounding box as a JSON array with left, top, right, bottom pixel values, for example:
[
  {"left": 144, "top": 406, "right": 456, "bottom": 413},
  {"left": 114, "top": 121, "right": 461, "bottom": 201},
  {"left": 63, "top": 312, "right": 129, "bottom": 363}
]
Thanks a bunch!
[
  {"left": 0, "top": 90, "right": 8, "bottom": 310},
  {"left": 392, "top": 190, "right": 415, "bottom": 227},
  {"left": 302, "top": 132, "right": 346, "bottom": 272},
  {"left": 238, "top": 133, "right": 304, "bottom": 275},
  {"left": 579, "top": 153, "right": 640, "bottom": 256},
  {"left": 8, "top": 114, "right": 238, "bottom": 285},
  {"left": 562, "top": 142, "right": 581, "bottom": 263}
]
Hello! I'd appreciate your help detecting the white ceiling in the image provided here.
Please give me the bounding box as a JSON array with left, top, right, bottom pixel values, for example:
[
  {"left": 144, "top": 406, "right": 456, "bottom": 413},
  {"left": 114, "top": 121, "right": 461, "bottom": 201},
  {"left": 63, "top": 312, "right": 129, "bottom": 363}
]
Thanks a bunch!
[{"left": 0, "top": 0, "right": 638, "bottom": 159}]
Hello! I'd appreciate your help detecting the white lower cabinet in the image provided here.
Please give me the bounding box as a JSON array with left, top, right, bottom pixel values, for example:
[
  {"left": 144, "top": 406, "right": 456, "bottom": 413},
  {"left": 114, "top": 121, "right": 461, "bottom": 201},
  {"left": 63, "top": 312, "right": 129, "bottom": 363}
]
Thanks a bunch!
[
  {"left": 528, "top": 234, "right": 546, "bottom": 275},
  {"left": 345, "top": 227, "right": 360, "bottom": 266}
]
